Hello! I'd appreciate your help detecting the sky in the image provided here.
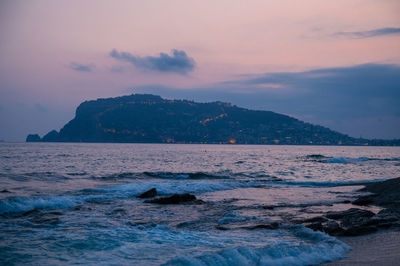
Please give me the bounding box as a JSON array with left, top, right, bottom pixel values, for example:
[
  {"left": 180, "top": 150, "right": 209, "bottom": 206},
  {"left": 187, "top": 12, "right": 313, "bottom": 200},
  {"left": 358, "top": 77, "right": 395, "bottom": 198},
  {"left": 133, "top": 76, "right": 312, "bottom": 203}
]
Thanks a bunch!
[{"left": 0, "top": 0, "right": 399, "bottom": 141}]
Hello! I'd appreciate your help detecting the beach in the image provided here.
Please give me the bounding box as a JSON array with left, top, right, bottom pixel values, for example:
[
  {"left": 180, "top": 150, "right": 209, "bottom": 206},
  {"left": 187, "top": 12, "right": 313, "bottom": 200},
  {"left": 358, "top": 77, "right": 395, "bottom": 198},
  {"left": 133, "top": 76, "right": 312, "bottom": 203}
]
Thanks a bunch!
[
  {"left": 321, "top": 177, "right": 400, "bottom": 265},
  {"left": 327, "top": 230, "right": 400, "bottom": 265}
]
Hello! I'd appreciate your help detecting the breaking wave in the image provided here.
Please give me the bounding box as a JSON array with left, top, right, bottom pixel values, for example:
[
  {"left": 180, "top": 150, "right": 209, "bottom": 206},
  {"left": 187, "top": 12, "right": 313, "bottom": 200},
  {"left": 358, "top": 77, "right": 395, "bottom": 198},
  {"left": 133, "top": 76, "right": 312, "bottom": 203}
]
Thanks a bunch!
[
  {"left": 271, "top": 179, "right": 387, "bottom": 187},
  {"left": 323, "top": 156, "right": 369, "bottom": 164},
  {"left": 1, "top": 176, "right": 389, "bottom": 215},
  {"left": 164, "top": 227, "right": 350, "bottom": 266},
  {"left": 0, "top": 195, "right": 82, "bottom": 215},
  {"left": 0, "top": 180, "right": 255, "bottom": 215},
  {"left": 143, "top": 171, "right": 227, "bottom": 179},
  {"left": 304, "top": 154, "right": 400, "bottom": 164}
]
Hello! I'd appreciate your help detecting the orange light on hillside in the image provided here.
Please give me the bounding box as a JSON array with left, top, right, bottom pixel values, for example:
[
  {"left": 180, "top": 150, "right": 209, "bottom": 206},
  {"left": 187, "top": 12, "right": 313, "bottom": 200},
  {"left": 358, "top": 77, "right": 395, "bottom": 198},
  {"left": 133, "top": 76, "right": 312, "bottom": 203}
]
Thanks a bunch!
[{"left": 229, "top": 139, "right": 236, "bottom": 144}]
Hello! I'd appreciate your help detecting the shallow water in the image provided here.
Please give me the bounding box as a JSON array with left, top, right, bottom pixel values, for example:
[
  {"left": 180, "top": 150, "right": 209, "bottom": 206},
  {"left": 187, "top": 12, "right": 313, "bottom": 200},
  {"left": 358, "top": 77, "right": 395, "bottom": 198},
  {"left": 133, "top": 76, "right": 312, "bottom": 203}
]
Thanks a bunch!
[{"left": 0, "top": 143, "right": 399, "bottom": 265}]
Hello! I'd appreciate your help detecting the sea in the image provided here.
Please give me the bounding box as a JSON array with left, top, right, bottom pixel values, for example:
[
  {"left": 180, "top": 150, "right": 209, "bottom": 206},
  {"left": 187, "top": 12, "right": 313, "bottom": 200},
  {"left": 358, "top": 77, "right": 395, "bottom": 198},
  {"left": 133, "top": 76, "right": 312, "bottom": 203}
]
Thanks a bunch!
[{"left": 1, "top": 143, "right": 399, "bottom": 265}]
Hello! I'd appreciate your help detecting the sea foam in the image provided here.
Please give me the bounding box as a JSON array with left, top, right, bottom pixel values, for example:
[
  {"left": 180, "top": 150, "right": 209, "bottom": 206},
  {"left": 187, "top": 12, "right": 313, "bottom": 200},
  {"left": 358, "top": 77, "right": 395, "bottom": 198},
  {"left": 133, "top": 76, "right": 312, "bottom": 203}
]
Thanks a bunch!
[
  {"left": 163, "top": 227, "right": 350, "bottom": 266},
  {"left": 0, "top": 180, "right": 253, "bottom": 214}
]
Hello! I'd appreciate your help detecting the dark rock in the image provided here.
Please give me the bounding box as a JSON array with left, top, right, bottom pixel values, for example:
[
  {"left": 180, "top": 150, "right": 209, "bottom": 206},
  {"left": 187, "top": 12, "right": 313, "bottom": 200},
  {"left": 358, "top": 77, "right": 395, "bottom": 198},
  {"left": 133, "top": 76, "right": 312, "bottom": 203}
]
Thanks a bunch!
[
  {"left": 361, "top": 177, "right": 400, "bottom": 208},
  {"left": 323, "top": 221, "right": 344, "bottom": 235},
  {"left": 26, "top": 134, "right": 41, "bottom": 142},
  {"left": 215, "top": 225, "right": 229, "bottom": 230},
  {"left": 22, "top": 209, "right": 41, "bottom": 217},
  {"left": 306, "top": 222, "right": 323, "bottom": 231},
  {"left": 362, "top": 216, "right": 382, "bottom": 226},
  {"left": 298, "top": 208, "right": 383, "bottom": 236},
  {"left": 46, "top": 211, "right": 63, "bottom": 216},
  {"left": 306, "top": 154, "right": 326, "bottom": 159},
  {"left": 263, "top": 205, "right": 275, "bottom": 210},
  {"left": 0, "top": 189, "right": 11, "bottom": 193},
  {"left": 302, "top": 216, "right": 328, "bottom": 224},
  {"left": 137, "top": 188, "right": 157, "bottom": 198},
  {"left": 376, "top": 209, "right": 400, "bottom": 221},
  {"left": 246, "top": 222, "right": 279, "bottom": 230},
  {"left": 30, "top": 216, "right": 60, "bottom": 226},
  {"left": 343, "top": 225, "right": 377, "bottom": 236},
  {"left": 374, "top": 209, "right": 400, "bottom": 228},
  {"left": 352, "top": 194, "right": 375, "bottom": 206},
  {"left": 326, "top": 208, "right": 375, "bottom": 220},
  {"left": 295, "top": 178, "right": 400, "bottom": 237},
  {"left": 376, "top": 222, "right": 395, "bottom": 229},
  {"left": 340, "top": 216, "right": 371, "bottom": 230},
  {"left": 338, "top": 210, "right": 377, "bottom": 233},
  {"left": 145, "top": 193, "right": 197, "bottom": 204}
]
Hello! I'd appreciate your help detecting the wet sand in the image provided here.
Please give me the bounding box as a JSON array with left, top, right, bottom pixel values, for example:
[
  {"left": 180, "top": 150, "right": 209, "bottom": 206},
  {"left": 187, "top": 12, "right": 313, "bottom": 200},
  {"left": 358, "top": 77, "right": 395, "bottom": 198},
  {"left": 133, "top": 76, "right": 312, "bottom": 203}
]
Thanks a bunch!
[{"left": 326, "top": 230, "right": 400, "bottom": 265}]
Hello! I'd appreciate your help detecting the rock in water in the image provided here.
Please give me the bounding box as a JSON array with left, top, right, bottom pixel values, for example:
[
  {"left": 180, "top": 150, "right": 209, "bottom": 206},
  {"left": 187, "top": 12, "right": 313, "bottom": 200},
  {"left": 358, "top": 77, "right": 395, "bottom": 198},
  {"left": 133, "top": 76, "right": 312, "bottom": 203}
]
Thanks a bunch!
[
  {"left": 352, "top": 194, "right": 376, "bottom": 205},
  {"left": 137, "top": 188, "right": 157, "bottom": 198},
  {"left": 326, "top": 208, "right": 375, "bottom": 220},
  {"left": 145, "top": 193, "right": 197, "bottom": 204}
]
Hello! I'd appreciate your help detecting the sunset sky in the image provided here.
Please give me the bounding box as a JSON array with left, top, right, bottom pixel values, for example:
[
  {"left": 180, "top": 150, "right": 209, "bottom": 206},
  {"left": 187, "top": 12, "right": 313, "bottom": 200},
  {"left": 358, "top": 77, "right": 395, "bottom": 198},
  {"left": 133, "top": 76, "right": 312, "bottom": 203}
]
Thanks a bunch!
[{"left": 1, "top": 0, "right": 399, "bottom": 141}]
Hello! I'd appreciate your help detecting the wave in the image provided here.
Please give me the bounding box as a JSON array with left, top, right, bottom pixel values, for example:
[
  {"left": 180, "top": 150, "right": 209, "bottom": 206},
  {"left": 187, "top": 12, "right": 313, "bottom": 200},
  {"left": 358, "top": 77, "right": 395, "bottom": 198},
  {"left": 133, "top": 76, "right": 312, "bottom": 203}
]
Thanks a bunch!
[
  {"left": 109, "top": 180, "right": 253, "bottom": 195},
  {"left": 164, "top": 227, "right": 350, "bottom": 266},
  {"left": 270, "top": 179, "right": 387, "bottom": 187},
  {"left": 323, "top": 156, "right": 369, "bottom": 164},
  {"left": 7, "top": 222, "right": 347, "bottom": 265},
  {"left": 93, "top": 171, "right": 283, "bottom": 181},
  {"left": 0, "top": 195, "right": 82, "bottom": 215},
  {"left": 143, "top": 171, "right": 227, "bottom": 179},
  {"left": 304, "top": 155, "right": 400, "bottom": 164},
  {"left": 1, "top": 172, "right": 72, "bottom": 182},
  {"left": 2, "top": 176, "right": 388, "bottom": 215},
  {"left": 93, "top": 171, "right": 232, "bottom": 180},
  {"left": 142, "top": 171, "right": 281, "bottom": 180},
  {"left": 217, "top": 211, "right": 259, "bottom": 225},
  {"left": 1, "top": 173, "right": 390, "bottom": 215},
  {"left": 0, "top": 180, "right": 255, "bottom": 215},
  {"left": 304, "top": 154, "right": 329, "bottom": 160}
]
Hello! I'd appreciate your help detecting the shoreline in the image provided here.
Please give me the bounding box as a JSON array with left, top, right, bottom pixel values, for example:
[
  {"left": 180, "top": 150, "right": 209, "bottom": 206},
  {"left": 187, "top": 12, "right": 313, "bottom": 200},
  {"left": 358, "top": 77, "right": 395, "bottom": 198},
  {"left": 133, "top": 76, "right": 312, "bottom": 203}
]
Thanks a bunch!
[
  {"left": 323, "top": 177, "right": 400, "bottom": 265},
  {"left": 19, "top": 141, "right": 400, "bottom": 146},
  {"left": 326, "top": 230, "right": 400, "bottom": 265}
]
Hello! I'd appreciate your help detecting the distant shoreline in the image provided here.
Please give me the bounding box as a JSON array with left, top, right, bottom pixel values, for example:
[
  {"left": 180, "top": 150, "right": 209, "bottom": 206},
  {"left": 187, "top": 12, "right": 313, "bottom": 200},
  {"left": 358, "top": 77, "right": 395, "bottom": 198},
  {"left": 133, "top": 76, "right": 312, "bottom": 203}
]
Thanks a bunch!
[
  {"left": 25, "top": 94, "right": 400, "bottom": 146},
  {"left": 5, "top": 141, "right": 399, "bottom": 147}
]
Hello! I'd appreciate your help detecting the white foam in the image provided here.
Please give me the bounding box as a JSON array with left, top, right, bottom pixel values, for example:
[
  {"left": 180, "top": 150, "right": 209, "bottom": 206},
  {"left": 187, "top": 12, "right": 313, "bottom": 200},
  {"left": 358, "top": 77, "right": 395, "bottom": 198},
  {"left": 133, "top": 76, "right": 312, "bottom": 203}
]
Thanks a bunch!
[
  {"left": 324, "top": 156, "right": 368, "bottom": 164},
  {"left": 217, "top": 211, "right": 259, "bottom": 225},
  {"left": 0, "top": 195, "right": 82, "bottom": 215},
  {"left": 270, "top": 179, "right": 384, "bottom": 187},
  {"left": 164, "top": 227, "right": 350, "bottom": 266},
  {"left": 0, "top": 180, "right": 254, "bottom": 214},
  {"left": 109, "top": 180, "right": 253, "bottom": 196}
]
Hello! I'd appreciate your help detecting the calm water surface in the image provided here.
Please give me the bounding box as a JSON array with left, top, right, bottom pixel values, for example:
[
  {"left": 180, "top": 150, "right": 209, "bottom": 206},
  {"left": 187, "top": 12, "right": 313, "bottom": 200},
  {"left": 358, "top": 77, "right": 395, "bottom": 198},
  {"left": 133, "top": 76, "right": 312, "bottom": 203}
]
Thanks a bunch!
[{"left": 1, "top": 143, "right": 399, "bottom": 265}]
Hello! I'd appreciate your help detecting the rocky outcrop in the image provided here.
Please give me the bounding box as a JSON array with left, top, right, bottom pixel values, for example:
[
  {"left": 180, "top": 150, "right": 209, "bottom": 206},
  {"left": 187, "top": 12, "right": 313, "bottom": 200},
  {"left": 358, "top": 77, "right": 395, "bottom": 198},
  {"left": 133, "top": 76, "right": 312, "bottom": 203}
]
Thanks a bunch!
[
  {"left": 26, "top": 134, "right": 41, "bottom": 142},
  {"left": 145, "top": 193, "right": 199, "bottom": 204},
  {"left": 137, "top": 188, "right": 157, "bottom": 198},
  {"left": 325, "top": 208, "right": 375, "bottom": 220},
  {"left": 300, "top": 209, "right": 380, "bottom": 236},
  {"left": 360, "top": 177, "right": 400, "bottom": 210},
  {"left": 296, "top": 178, "right": 400, "bottom": 236}
]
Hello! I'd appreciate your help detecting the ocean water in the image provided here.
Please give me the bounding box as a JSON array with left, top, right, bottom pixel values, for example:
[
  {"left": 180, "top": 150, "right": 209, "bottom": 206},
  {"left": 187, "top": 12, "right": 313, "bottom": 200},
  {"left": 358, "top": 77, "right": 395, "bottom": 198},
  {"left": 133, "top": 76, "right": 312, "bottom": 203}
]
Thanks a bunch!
[{"left": 1, "top": 143, "right": 399, "bottom": 265}]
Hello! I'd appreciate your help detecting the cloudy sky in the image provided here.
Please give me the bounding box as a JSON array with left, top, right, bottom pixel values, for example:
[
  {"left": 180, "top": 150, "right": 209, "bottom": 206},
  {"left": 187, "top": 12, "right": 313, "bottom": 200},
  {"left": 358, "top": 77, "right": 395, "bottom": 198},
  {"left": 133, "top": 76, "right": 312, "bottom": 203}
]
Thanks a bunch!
[{"left": 0, "top": 0, "right": 399, "bottom": 141}]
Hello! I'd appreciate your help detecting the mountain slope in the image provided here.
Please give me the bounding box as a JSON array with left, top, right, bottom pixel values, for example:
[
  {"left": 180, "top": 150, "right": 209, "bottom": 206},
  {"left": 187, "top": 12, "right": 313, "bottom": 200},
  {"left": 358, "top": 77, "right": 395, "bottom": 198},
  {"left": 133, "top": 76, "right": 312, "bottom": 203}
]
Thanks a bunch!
[{"left": 26, "top": 94, "right": 399, "bottom": 145}]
